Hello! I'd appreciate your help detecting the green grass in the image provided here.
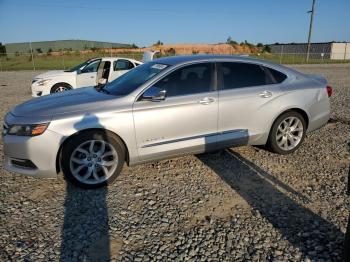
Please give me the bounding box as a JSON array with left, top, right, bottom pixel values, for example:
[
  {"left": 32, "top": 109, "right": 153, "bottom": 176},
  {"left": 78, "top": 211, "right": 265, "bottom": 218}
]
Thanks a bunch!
[{"left": 0, "top": 52, "right": 349, "bottom": 71}]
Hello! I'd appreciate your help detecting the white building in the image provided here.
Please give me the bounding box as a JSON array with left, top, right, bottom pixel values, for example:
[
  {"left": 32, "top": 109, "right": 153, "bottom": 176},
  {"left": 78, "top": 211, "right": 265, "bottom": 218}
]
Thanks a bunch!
[
  {"left": 330, "top": 42, "right": 350, "bottom": 59},
  {"left": 269, "top": 42, "right": 350, "bottom": 60}
]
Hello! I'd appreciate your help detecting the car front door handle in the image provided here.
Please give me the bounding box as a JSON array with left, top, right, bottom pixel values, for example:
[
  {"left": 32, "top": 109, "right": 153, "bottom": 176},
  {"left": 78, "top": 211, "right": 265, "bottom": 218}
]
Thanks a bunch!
[
  {"left": 199, "top": 97, "right": 215, "bottom": 105},
  {"left": 259, "top": 90, "right": 273, "bottom": 98}
]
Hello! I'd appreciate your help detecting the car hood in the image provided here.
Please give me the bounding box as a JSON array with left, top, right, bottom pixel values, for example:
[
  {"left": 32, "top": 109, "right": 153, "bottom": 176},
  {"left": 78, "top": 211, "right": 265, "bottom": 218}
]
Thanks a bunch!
[
  {"left": 11, "top": 87, "right": 115, "bottom": 117},
  {"left": 34, "top": 70, "right": 75, "bottom": 79}
]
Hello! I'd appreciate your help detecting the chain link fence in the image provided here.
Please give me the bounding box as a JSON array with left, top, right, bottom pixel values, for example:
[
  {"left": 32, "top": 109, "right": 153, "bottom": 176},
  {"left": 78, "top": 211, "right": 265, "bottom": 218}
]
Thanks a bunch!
[
  {"left": 252, "top": 52, "right": 350, "bottom": 64},
  {"left": 0, "top": 51, "right": 349, "bottom": 71},
  {"left": 0, "top": 51, "right": 144, "bottom": 71}
]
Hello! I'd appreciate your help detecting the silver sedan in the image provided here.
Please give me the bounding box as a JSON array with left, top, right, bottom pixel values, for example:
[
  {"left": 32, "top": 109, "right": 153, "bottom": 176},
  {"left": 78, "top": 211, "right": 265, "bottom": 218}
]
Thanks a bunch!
[{"left": 2, "top": 55, "right": 332, "bottom": 188}]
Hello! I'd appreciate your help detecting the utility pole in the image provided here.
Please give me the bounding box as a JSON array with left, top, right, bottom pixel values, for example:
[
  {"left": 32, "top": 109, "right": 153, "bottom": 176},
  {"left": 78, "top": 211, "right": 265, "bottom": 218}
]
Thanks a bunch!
[
  {"left": 29, "top": 42, "right": 35, "bottom": 71},
  {"left": 306, "top": 0, "right": 316, "bottom": 63}
]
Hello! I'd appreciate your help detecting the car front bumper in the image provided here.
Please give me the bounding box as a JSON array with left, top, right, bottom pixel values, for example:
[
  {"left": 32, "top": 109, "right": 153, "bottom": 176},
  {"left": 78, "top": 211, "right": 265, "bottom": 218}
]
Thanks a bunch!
[
  {"left": 31, "top": 82, "right": 51, "bottom": 97},
  {"left": 3, "top": 129, "right": 64, "bottom": 178}
]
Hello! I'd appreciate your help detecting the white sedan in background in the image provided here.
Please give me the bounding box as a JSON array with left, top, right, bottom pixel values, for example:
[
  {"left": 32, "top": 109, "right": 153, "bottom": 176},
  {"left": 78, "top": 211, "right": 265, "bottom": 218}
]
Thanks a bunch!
[{"left": 30, "top": 57, "right": 142, "bottom": 97}]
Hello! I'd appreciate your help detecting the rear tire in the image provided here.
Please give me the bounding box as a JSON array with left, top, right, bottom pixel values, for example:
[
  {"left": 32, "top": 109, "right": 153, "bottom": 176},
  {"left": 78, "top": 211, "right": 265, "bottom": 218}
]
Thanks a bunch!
[
  {"left": 61, "top": 131, "right": 125, "bottom": 189},
  {"left": 266, "top": 111, "right": 306, "bottom": 155},
  {"left": 50, "top": 83, "right": 72, "bottom": 93}
]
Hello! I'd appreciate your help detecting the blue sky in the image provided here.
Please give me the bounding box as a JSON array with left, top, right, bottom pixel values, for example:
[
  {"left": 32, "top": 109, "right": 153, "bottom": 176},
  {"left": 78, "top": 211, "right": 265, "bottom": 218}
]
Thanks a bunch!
[{"left": 0, "top": 0, "right": 349, "bottom": 46}]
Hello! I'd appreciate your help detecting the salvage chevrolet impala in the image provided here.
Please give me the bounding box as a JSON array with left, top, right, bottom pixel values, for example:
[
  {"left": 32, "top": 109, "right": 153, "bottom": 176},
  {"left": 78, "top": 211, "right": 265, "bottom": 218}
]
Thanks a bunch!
[{"left": 2, "top": 55, "right": 332, "bottom": 188}]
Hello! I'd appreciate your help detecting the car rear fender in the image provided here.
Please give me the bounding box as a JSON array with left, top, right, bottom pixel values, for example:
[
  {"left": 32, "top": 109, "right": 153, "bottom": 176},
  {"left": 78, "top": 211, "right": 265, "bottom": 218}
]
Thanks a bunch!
[{"left": 305, "top": 74, "right": 328, "bottom": 86}]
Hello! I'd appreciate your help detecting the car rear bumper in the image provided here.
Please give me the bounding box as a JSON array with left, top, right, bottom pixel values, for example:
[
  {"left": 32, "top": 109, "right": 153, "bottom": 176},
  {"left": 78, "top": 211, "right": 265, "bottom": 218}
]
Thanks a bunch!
[
  {"left": 3, "top": 130, "right": 64, "bottom": 178},
  {"left": 307, "top": 97, "right": 331, "bottom": 132},
  {"left": 308, "top": 111, "right": 330, "bottom": 132}
]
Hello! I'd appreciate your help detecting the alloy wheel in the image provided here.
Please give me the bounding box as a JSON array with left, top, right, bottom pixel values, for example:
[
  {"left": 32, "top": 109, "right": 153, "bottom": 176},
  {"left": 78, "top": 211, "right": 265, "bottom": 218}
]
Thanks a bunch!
[
  {"left": 69, "top": 140, "right": 118, "bottom": 185},
  {"left": 276, "top": 116, "right": 304, "bottom": 151},
  {"left": 54, "top": 86, "right": 68, "bottom": 92}
]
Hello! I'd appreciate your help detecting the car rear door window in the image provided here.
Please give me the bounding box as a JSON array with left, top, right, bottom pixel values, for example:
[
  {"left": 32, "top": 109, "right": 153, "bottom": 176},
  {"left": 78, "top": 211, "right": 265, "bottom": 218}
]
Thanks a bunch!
[
  {"left": 114, "top": 59, "right": 135, "bottom": 71},
  {"left": 219, "top": 62, "right": 285, "bottom": 90},
  {"left": 155, "top": 63, "right": 214, "bottom": 97}
]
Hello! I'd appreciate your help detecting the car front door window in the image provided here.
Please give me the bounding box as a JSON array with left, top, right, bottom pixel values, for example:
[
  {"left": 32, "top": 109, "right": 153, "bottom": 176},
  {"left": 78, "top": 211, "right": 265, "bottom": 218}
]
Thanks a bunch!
[
  {"left": 82, "top": 60, "right": 101, "bottom": 73},
  {"left": 154, "top": 63, "right": 214, "bottom": 97}
]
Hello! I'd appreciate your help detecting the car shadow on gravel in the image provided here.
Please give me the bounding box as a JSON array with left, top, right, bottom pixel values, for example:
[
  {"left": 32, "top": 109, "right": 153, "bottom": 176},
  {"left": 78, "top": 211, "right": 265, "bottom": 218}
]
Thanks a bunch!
[
  {"left": 60, "top": 183, "right": 110, "bottom": 261},
  {"left": 197, "top": 150, "right": 344, "bottom": 261},
  {"left": 60, "top": 113, "right": 111, "bottom": 261}
]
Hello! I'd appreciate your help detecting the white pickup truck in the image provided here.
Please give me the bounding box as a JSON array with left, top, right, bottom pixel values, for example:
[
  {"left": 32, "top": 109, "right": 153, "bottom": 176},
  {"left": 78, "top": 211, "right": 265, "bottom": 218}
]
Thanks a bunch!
[{"left": 30, "top": 57, "right": 143, "bottom": 97}]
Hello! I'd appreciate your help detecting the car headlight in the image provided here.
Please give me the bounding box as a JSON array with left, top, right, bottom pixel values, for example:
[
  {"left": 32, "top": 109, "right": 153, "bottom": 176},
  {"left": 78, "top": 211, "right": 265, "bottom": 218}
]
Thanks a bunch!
[
  {"left": 37, "top": 79, "right": 51, "bottom": 86},
  {"left": 7, "top": 123, "right": 49, "bottom": 136}
]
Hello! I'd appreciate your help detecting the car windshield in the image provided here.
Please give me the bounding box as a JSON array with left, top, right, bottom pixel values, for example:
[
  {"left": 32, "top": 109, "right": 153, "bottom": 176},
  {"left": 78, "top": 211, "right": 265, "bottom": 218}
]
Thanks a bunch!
[
  {"left": 65, "top": 59, "right": 94, "bottom": 72},
  {"left": 103, "top": 62, "right": 169, "bottom": 96}
]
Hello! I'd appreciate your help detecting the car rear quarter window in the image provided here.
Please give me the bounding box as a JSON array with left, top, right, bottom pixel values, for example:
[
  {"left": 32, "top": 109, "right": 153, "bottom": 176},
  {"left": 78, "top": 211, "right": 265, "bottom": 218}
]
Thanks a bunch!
[
  {"left": 268, "top": 67, "right": 287, "bottom": 83},
  {"left": 155, "top": 63, "right": 214, "bottom": 97},
  {"left": 219, "top": 62, "right": 284, "bottom": 90}
]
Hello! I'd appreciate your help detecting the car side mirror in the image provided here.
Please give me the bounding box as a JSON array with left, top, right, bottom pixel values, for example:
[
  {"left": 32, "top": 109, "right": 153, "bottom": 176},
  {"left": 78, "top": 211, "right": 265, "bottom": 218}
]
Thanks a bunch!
[
  {"left": 142, "top": 86, "right": 166, "bottom": 101},
  {"left": 77, "top": 68, "right": 87, "bottom": 74},
  {"left": 80, "top": 68, "right": 88, "bottom": 74}
]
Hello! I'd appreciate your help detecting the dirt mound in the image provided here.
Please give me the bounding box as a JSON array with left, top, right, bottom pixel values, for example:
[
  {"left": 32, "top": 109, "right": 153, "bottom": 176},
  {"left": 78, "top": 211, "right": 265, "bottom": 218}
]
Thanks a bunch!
[
  {"left": 64, "top": 43, "right": 262, "bottom": 56},
  {"left": 146, "top": 43, "right": 260, "bottom": 55}
]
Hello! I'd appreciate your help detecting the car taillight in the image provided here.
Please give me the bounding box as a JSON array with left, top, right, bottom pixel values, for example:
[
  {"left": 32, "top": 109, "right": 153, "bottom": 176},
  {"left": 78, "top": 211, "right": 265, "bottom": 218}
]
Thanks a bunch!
[{"left": 326, "top": 86, "right": 332, "bottom": 97}]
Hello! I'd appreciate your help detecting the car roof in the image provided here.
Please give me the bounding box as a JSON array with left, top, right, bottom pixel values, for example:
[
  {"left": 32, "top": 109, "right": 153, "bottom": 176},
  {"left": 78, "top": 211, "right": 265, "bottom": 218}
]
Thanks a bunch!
[
  {"left": 153, "top": 55, "right": 263, "bottom": 65},
  {"left": 101, "top": 57, "right": 139, "bottom": 62},
  {"left": 153, "top": 55, "right": 303, "bottom": 77}
]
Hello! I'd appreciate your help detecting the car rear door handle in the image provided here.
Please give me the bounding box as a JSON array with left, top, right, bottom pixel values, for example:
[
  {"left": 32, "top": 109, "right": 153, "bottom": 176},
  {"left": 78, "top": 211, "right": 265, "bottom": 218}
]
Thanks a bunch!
[
  {"left": 199, "top": 97, "right": 215, "bottom": 105},
  {"left": 259, "top": 90, "right": 273, "bottom": 98}
]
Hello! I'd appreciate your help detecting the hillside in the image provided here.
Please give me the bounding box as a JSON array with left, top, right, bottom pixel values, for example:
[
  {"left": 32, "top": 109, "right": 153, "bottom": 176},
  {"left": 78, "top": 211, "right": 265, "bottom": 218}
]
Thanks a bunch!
[
  {"left": 4, "top": 40, "right": 132, "bottom": 55},
  {"left": 4, "top": 40, "right": 262, "bottom": 56}
]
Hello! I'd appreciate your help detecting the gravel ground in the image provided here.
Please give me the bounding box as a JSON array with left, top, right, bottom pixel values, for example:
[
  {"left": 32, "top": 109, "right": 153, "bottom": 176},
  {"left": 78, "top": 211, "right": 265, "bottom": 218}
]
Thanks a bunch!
[{"left": 0, "top": 64, "right": 349, "bottom": 261}]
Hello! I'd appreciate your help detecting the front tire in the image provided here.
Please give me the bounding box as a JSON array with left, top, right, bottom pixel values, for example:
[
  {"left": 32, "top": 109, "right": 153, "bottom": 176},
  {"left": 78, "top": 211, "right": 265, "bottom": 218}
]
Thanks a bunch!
[
  {"left": 266, "top": 111, "right": 306, "bottom": 155},
  {"left": 61, "top": 131, "right": 125, "bottom": 188},
  {"left": 50, "top": 83, "right": 72, "bottom": 93}
]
